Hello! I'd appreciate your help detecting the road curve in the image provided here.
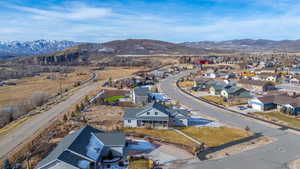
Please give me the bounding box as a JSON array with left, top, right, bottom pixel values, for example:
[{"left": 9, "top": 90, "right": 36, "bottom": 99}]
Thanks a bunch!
[
  {"left": 160, "top": 72, "right": 300, "bottom": 169},
  {"left": 0, "top": 77, "right": 99, "bottom": 159}
]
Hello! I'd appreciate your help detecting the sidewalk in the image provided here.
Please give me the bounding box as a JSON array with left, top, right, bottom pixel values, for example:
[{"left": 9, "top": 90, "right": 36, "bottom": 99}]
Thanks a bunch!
[{"left": 171, "top": 128, "right": 202, "bottom": 145}]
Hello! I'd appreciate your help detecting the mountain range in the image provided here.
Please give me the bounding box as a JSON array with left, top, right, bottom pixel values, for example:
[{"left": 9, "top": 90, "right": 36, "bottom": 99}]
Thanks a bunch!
[
  {"left": 0, "top": 40, "right": 80, "bottom": 59},
  {"left": 2, "top": 38, "right": 300, "bottom": 60}
]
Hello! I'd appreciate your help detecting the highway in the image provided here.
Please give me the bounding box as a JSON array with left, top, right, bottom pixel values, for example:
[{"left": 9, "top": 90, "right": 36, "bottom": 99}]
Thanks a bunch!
[{"left": 160, "top": 72, "right": 300, "bottom": 169}]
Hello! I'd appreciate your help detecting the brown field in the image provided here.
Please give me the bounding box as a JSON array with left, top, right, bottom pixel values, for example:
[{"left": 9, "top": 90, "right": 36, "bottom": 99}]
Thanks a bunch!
[
  {"left": 179, "top": 126, "right": 251, "bottom": 147},
  {"left": 84, "top": 105, "right": 124, "bottom": 131},
  {"left": 94, "top": 67, "right": 144, "bottom": 81},
  {"left": 0, "top": 67, "right": 92, "bottom": 108}
]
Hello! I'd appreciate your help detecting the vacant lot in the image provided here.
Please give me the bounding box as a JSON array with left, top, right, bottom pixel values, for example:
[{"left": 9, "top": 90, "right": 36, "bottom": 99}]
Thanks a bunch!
[
  {"left": 84, "top": 105, "right": 124, "bottom": 130},
  {"left": 201, "top": 96, "right": 246, "bottom": 106},
  {"left": 0, "top": 67, "right": 92, "bottom": 108},
  {"left": 123, "top": 128, "right": 196, "bottom": 146},
  {"left": 254, "top": 112, "right": 300, "bottom": 129},
  {"left": 179, "top": 127, "right": 251, "bottom": 147}
]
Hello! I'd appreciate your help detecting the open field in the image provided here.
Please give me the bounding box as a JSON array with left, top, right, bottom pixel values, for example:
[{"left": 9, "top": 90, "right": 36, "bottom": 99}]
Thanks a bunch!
[
  {"left": 94, "top": 67, "right": 144, "bottom": 81},
  {"left": 0, "top": 67, "right": 92, "bottom": 108},
  {"left": 178, "top": 127, "right": 251, "bottom": 147},
  {"left": 253, "top": 112, "right": 300, "bottom": 129},
  {"left": 123, "top": 128, "right": 196, "bottom": 146}
]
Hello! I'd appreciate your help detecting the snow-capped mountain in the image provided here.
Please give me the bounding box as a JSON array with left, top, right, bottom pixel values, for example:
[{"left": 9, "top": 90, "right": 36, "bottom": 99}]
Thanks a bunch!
[{"left": 0, "top": 40, "right": 80, "bottom": 59}]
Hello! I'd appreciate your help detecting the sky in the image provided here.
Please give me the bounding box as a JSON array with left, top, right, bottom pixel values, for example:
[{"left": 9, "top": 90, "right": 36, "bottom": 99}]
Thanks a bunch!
[{"left": 1, "top": 0, "right": 300, "bottom": 42}]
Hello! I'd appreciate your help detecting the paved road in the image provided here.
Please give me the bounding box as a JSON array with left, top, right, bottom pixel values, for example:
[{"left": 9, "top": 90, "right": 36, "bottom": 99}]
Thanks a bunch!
[
  {"left": 160, "top": 72, "right": 300, "bottom": 169},
  {"left": 0, "top": 77, "right": 100, "bottom": 159}
]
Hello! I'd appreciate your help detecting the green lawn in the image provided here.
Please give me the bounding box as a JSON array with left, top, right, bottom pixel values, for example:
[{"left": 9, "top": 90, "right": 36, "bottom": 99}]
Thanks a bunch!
[
  {"left": 178, "top": 126, "right": 251, "bottom": 147},
  {"left": 254, "top": 112, "right": 300, "bottom": 129},
  {"left": 104, "top": 96, "right": 124, "bottom": 103}
]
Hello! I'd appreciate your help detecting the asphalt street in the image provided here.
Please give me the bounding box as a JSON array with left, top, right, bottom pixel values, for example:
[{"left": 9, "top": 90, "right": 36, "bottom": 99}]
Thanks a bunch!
[{"left": 160, "top": 72, "right": 300, "bottom": 169}]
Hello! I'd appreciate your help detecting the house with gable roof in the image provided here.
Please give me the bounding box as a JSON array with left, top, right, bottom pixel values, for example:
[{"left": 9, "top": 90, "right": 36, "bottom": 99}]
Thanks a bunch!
[
  {"left": 123, "top": 102, "right": 190, "bottom": 128},
  {"left": 35, "top": 125, "right": 127, "bottom": 169}
]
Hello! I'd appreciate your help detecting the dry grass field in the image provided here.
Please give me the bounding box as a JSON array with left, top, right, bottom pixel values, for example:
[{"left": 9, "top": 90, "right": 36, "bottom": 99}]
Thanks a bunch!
[
  {"left": 123, "top": 128, "right": 196, "bottom": 146},
  {"left": 94, "top": 67, "right": 144, "bottom": 81},
  {"left": 179, "top": 126, "right": 251, "bottom": 147},
  {"left": 0, "top": 67, "right": 92, "bottom": 108}
]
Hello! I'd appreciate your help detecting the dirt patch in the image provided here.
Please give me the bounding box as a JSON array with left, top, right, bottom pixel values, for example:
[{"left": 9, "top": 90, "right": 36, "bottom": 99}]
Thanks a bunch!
[
  {"left": 84, "top": 105, "right": 124, "bottom": 130},
  {"left": 206, "top": 136, "right": 276, "bottom": 160}
]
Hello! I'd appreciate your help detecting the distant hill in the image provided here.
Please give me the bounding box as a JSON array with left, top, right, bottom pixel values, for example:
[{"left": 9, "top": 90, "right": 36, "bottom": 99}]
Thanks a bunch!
[
  {"left": 0, "top": 40, "right": 80, "bottom": 59},
  {"left": 6, "top": 39, "right": 218, "bottom": 65},
  {"left": 180, "top": 39, "right": 300, "bottom": 52}
]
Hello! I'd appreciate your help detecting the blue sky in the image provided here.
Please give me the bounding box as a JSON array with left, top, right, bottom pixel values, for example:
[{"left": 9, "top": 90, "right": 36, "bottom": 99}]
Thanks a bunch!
[{"left": 1, "top": 0, "right": 300, "bottom": 42}]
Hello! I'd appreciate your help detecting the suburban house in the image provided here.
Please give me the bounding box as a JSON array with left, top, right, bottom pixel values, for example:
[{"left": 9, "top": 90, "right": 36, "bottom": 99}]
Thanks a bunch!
[
  {"left": 220, "top": 86, "right": 250, "bottom": 99},
  {"left": 237, "top": 79, "right": 275, "bottom": 92},
  {"left": 193, "top": 78, "right": 215, "bottom": 91},
  {"left": 35, "top": 125, "right": 127, "bottom": 169},
  {"left": 253, "top": 73, "right": 278, "bottom": 82},
  {"left": 131, "top": 87, "right": 150, "bottom": 105},
  {"left": 209, "top": 83, "right": 233, "bottom": 96},
  {"left": 290, "top": 76, "right": 300, "bottom": 84},
  {"left": 249, "top": 95, "right": 300, "bottom": 115},
  {"left": 123, "top": 102, "right": 190, "bottom": 128}
]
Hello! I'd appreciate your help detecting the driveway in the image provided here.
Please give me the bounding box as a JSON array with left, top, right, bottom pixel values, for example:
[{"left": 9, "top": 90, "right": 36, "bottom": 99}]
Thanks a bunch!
[{"left": 160, "top": 71, "right": 300, "bottom": 169}]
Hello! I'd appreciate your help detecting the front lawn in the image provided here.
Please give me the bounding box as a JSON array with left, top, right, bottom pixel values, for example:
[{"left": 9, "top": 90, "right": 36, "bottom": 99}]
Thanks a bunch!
[
  {"left": 254, "top": 112, "right": 300, "bottom": 129},
  {"left": 178, "top": 126, "right": 251, "bottom": 147},
  {"left": 123, "top": 128, "right": 196, "bottom": 146}
]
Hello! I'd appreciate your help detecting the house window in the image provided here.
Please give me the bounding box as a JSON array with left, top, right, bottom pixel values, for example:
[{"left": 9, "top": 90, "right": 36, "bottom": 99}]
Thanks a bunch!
[
  {"left": 147, "top": 112, "right": 150, "bottom": 115},
  {"left": 128, "top": 120, "right": 131, "bottom": 123},
  {"left": 155, "top": 112, "right": 158, "bottom": 115}
]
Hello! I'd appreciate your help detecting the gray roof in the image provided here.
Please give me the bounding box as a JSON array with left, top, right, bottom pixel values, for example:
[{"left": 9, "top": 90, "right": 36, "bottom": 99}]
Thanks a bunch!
[
  {"left": 35, "top": 127, "right": 83, "bottom": 169},
  {"left": 35, "top": 125, "right": 125, "bottom": 169},
  {"left": 124, "top": 102, "right": 189, "bottom": 120},
  {"left": 124, "top": 108, "right": 144, "bottom": 119},
  {"left": 137, "top": 116, "right": 169, "bottom": 121},
  {"left": 133, "top": 87, "right": 150, "bottom": 96},
  {"left": 94, "top": 133, "right": 125, "bottom": 146}
]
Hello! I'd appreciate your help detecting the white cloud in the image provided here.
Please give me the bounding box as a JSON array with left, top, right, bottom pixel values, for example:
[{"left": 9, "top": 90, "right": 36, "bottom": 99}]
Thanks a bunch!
[
  {"left": 1, "top": 1, "right": 300, "bottom": 42},
  {"left": 3, "top": 2, "right": 113, "bottom": 20}
]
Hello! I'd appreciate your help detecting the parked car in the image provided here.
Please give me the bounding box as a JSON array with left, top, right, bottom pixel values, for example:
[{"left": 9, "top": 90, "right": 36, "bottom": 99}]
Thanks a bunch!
[{"left": 238, "top": 106, "right": 247, "bottom": 110}]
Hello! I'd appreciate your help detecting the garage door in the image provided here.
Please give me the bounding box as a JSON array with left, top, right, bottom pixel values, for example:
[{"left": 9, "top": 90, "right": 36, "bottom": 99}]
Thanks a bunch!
[{"left": 252, "top": 103, "right": 262, "bottom": 111}]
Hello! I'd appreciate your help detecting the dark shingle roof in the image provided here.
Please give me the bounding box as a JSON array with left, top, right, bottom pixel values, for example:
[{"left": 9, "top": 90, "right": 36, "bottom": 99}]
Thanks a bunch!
[
  {"left": 35, "top": 128, "right": 83, "bottom": 169},
  {"left": 94, "top": 133, "right": 125, "bottom": 146},
  {"left": 35, "top": 125, "right": 125, "bottom": 169}
]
